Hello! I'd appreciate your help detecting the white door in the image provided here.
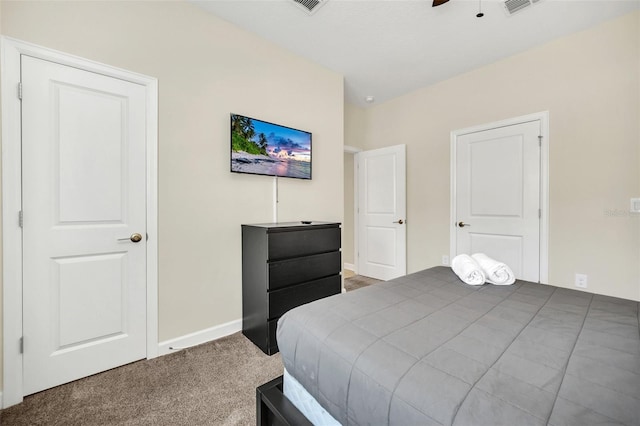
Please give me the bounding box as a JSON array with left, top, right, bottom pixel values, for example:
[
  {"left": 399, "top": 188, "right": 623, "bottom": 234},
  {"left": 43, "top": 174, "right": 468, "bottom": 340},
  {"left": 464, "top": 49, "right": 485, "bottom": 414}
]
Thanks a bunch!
[
  {"left": 21, "top": 56, "right": 147, "bottom": 395},
  {"left": 357, "top": 145, "right": 406, "bottom": 280},
  {"left": 454, "top": 121, "right": 541, "bottom": 282}
]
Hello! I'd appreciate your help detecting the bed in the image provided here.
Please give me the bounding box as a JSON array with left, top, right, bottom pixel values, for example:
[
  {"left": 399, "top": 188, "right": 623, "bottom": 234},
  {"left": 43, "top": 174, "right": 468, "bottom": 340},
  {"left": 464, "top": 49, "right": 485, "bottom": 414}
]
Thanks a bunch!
[{"left": 260, "top": 266, "right": 640, "bottom": 426}]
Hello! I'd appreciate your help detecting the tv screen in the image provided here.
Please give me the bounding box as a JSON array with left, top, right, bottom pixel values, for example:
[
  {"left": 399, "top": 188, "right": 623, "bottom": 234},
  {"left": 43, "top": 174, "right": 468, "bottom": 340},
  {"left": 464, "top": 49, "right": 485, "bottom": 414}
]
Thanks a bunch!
[{"left": 230, "top": 114, "right": 312, "bottom": 180}]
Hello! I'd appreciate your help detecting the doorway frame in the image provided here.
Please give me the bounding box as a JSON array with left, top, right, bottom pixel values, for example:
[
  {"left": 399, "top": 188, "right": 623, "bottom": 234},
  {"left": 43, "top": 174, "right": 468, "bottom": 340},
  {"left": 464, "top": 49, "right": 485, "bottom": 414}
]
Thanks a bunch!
[
  {"left": 344, "top": 145, "right": 361, "bottom": 275},
  {"left": 1, "top": 37, "right": 159, "bottom": 408},
  {"left": 449, "top": 111, "right": 549, "bottom": 284}
]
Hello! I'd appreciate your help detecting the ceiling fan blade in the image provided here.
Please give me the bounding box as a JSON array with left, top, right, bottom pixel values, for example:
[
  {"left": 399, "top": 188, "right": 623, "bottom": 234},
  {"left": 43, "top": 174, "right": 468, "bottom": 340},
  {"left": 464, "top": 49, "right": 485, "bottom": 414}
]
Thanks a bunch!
[{"left": 432, "top": 0, "right": 450, "bottom": 6}]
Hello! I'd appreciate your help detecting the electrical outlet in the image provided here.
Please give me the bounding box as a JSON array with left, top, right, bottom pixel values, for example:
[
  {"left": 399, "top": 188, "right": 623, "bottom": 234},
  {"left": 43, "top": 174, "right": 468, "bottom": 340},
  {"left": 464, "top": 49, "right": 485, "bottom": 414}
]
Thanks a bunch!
[
  {"left": 442, "top": 255, "right": 450, "bottom": 265},
  {"left": 575, "top": 273, "right": 588, "bottom": 289}
]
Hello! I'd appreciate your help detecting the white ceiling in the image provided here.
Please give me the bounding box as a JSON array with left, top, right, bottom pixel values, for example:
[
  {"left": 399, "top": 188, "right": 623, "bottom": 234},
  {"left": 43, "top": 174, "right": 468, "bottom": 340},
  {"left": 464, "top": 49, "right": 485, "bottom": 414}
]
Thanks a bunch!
[{"left": 193, "top": 0, "right": 639, "bottom": 107}]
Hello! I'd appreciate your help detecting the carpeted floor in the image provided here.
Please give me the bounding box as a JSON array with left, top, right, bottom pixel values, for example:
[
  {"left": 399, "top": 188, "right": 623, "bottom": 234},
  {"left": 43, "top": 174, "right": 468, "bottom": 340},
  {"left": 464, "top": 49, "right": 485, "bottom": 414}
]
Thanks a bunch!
[
  {"left": 343, "top": 274, "right": 382, "bottom": 292},
  {"left": 0, "top": 333, "right": 284, "bottom": 426},
  {"left": 0, "top": 275, "right": 380, "bottom": 426}
]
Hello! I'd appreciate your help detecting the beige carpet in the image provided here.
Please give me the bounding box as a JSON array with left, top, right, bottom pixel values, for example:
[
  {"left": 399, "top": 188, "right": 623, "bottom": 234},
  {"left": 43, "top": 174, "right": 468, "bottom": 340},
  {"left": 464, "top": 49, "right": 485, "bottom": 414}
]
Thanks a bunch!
[{"left": 0, "top": 275, "right": 380, "bottom": 426}]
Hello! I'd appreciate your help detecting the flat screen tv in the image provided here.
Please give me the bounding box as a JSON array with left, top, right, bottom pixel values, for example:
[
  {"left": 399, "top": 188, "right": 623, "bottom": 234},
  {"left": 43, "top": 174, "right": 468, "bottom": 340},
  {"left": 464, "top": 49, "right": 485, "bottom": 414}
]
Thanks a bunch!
[{"left": 230, "top": 113, "right": 312, "bottom": 180}]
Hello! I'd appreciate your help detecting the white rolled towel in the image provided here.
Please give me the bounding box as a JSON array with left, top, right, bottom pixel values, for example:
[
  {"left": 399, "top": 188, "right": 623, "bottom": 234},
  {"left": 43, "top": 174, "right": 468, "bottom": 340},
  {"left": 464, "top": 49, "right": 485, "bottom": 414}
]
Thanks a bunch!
[
  {"left": 451, "top": 254, "right": 486, "bottom": 286},
  {"left": 471, "top": 253, "right": 515, "bottom": 285}
]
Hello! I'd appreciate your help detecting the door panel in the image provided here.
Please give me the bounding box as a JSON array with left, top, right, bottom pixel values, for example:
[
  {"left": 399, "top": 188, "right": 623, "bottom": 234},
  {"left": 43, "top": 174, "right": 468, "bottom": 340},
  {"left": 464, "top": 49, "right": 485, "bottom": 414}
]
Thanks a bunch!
[
  {"left": 55, "top": 253, "right": 127, "bottom": 349},
  {"left": 366, "top": 155, "right": 396, "bottom": 213},
  {"left": 57, "top": 84, "right": 126, "bottom": 223},
  {"left": 22, "top": 55, "right": 147, "bottom": 395},
  {"left": 366, "top": 227, "right": 397, "bottom": 266},
  {"left": 469, "top": 137, "right": 523, "bottom": 217},
  {"left": 357, "top": 145, "right": 406, "bottom": 280},
  {"left": 456, "top": 121, "right": 540, "bottom": 282},
  {"left": 468, "top": 234, "right": 524, "bottom": 278}
]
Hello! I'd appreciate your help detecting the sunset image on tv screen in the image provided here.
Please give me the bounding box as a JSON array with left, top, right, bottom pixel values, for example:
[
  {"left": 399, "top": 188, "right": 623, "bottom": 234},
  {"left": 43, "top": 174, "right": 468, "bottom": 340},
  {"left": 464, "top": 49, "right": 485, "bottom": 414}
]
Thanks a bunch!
[{"left": 231, "top": 114, "right": 311, "bottom": 179}]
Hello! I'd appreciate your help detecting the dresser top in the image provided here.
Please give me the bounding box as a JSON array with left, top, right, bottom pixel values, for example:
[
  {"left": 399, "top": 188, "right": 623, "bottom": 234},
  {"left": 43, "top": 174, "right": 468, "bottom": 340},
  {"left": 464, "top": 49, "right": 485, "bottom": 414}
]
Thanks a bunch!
[{"left": 242, "top": 221, "right": 340, "bottom": 229}]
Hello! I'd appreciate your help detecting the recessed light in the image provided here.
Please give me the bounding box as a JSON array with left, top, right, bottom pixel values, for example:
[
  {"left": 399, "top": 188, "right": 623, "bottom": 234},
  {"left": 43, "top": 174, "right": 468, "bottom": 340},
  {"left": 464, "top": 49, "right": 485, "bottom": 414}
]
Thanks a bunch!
[{"left": 365, "top": 96, "right": 375, "bottom": 103}]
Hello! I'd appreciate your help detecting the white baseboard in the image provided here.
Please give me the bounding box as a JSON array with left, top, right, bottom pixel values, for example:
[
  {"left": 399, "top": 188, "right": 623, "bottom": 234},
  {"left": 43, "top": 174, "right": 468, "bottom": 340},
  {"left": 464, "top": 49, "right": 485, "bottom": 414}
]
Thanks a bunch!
[
  {"left": 343, "top": 263, "right": 355, "bottom": 271},
  {"left": 157, "top": 319, "right": 242, "bottom": 357}
]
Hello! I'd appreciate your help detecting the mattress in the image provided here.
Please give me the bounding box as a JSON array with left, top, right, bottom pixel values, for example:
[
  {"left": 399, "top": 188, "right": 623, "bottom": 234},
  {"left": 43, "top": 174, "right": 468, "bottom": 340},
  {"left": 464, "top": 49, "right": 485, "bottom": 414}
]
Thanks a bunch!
[
  {"left": 284, "top": 368, "right": 341, "bottom": 426},
  {"left": 276, "top": 266, "right": 640, "bottom": 425}
]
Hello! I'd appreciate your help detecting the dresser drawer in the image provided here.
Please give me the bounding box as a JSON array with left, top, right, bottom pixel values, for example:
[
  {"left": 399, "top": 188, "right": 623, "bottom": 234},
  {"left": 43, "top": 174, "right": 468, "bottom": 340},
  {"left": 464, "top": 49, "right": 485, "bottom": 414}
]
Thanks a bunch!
[
  {"left": 268, "top": 275, "right": 341, "bottom": 320},
  {"left": 268, "top": 226, "right": 340, "bottom": 260},
  {"left": 268, "top": 251, "right": 340, "bottom": 291}
]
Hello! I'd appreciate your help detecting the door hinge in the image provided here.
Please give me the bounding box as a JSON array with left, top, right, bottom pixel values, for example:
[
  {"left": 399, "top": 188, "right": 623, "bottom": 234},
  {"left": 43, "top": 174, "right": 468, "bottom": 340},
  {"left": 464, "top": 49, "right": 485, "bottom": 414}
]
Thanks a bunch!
[
  {"left": 538, "top": 209, "right": 542, "bottom": 219},
  {"left": 18, "top": 82, "right": 23, "bottom": 100},
  {"left": 538, "top": 135, "right": 542, "bottom": 147},
  {"left": 19, "top": 337, "right": 24, "bottom": 354},
  {"left": 19, "top": 210, "right": 23, "bottom": 228}
]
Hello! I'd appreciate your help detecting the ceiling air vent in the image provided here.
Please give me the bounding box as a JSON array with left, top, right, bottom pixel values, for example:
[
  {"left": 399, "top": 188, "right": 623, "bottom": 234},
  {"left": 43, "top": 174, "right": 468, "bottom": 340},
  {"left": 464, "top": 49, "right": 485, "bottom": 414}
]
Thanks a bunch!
[
  {"left": 291, "top": 0, "right": 328, "bottom": 15},
  {"left": 504, "top": 0, "right": 534, "bottom": 15}
]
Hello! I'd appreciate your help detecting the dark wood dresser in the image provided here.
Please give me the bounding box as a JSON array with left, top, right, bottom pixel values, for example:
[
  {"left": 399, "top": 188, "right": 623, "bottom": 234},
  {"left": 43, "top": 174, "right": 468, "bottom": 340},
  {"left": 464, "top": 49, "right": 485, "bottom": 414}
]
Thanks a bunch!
[{"left": 242, "top": 222, "right": 341, "bottom": 355}]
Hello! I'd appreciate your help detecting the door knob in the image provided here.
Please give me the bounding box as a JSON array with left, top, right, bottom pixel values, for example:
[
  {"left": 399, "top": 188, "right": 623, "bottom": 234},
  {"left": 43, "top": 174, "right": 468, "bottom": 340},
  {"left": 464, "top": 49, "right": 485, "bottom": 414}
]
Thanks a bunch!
[
  {"left": 393, "top": 219, "right": 404, "bottom": 225},
  {"left": 457, "top": 221, "right": 470, "bottom": 228},
  {"left": 118, "top": 233, "right": 143, "bottom": 243}
]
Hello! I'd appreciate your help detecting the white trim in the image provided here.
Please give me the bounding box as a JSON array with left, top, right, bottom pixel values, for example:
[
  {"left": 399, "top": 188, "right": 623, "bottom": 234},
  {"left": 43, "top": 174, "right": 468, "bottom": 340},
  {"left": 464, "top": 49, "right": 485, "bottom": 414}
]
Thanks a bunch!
[
  {"left": 449, "top": 111, "right": 550, "bottom": 284},
  {"left": 145, "top": 77, "right": 160, "bottom": 360},
  {"left": 343, "top": 263, "right": 355, "bottom": 272},
  {"left": 450, "top": 135, "right": 457, "bottom": 272},
  {"left": 157, "top": 320, "right": 242, "bottom": 356},
  {"left": 538, "top": 115, "right": 550, "bottom": 284},
  {"left": 1, "top": 36, "right": 159, "bottom": 408},
  {"left": 1, "top": 37, "right": 25, "bottom": 410},
  {"left": 344, "top": 145, "right": 362, "bottom": 154},
  {"left": 353, "top": 152, "right": 360, "bottom": 275}
]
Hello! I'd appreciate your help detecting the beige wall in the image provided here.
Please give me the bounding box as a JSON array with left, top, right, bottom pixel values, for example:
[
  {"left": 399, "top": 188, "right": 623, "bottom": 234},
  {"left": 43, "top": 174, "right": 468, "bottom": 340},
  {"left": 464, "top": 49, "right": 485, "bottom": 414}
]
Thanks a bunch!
[
  {"left": 1, "top": 0, "right": 343, "bottom": 391},
  {"left": 342, "top": 103, "right": 367, "bottom": 266},
  {"left": 353, "top": 11, "right": 640, "bottom": 301},
  {"left": 343, "top": 152, "right": 354, "bottom": 266}
]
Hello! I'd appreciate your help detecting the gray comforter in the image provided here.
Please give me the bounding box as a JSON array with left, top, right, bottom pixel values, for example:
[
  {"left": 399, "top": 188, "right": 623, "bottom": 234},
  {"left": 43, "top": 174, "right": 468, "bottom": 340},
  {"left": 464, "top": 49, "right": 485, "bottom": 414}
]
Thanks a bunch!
[{"left": 277, "top": 267, "right": 640, "bottom": 425}]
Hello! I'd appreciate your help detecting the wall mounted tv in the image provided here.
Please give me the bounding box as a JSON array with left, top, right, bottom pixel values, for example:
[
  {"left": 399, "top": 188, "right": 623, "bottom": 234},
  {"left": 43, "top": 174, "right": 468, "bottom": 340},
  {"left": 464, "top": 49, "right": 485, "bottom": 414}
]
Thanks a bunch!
[{"left": 230, "top": 113, "right": 312, "bottom": 180}]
